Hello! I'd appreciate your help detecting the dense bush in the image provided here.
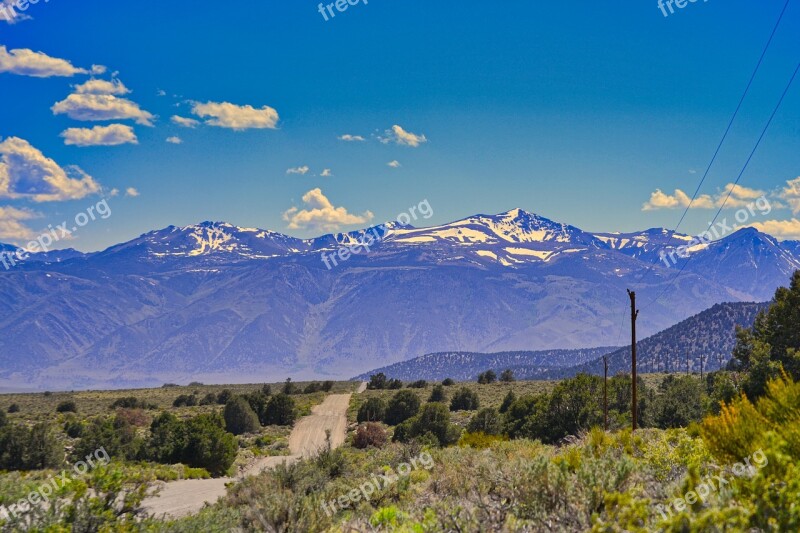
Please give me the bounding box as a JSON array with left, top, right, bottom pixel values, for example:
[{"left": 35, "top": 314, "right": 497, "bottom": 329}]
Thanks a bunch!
[
  {"left": 385, "top": 390, "right": 421, "bottom": 425},
  {"left": 500, "top": 369, "right": 515, "bottom": 382},
  {"left": 408, "top": 380, "right": 427, "bottom": 389},
  {"left": 263, "top": 393, "right": 297, "bottom": 426},
  {"left": 477, "top": 370, "right": 497, "bottom": 384},
  {"left": 729, "top": 271, "right": 800, "bottom": 399},
  {"left": 648, "top": 374, "right": 705, "bottom": 428},
  {"left": 56, "top": 400, "right": 77, "bottom": 413},
  {"left": 353, "top": 423, "right": 388, "bottom": 449},
  {"left": 173, "top": 394, "right": 198, "bottom": 407},
  {"left": 367, "top": 373, "right": 387, "bottom": 390},
  {"left": 217, "top": 389, "right": 234, "bottom": 405},
  {"left": 322, "top": 380, "right": 334, "bottom": 392},
  {"left": 7, "top": 403, "right": 19, "bottom": 413},
  {"left": 499, "top": 390, "right": 516, "bottom": 413},
  {"left": 224, "top": 397, "right": 261, "bottom": 435},
  {"left": 0, "top": 423, "right": 61, "bottom": 470},
  {"left": 428, "top": 384, "right": 446, "bottom": 403},
  {"left": 199, "top": 392, "right": 218, "bottom": 405},
  {"left": 74, "top": 414, "right": 142, "bottom": 462},
  {"left": 145, "top": 412, "right": 237, "bottom": 476},
  {"left": 110, "top": 396, "right": 154, "bottom": 410},
  {"left": 467, "top": 408, "right": 503, "bottom": 435},
  {"left": 449, "top": 387, "right": 480, "bottom": 411},
  {"left": 282, "top": 378, "right": 300, "bottom": 395},
  {"left": 357, "top": 397, "right": 386, "bottom": 423},
  {"left": 442, "top": 378, "right": 455, "bottom": 386},
  {"left": 393, "top": 403, "right": 460, "bottom": 447}
]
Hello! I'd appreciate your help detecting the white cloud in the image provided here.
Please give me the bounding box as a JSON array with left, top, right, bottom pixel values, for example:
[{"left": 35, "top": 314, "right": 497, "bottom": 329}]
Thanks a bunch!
[
  {"left": 642, "top": 183, "right": 766, "bottom": 211},
  {"left": 52, "top": 93, "right": 155, "bottom": 126},
  {"left": 750, "top": 219, "right": 800, "bottom": 241},
  {"left": 60, "top": 124, "right": 138, "bottom": 147},
  {"left": 157, "top": 89, "right": 167, "bottom": 97},
  {"left": 171, "top": 115, "right": 200, "bottom": 128},
  {"left": 287, "top": 166, "right": 310, "bottom": 175},
  {"left": 283, "top": 188, "right": 373, "bottom": 232},
  {"left": 125, "top": 187, "right": 140, "bottom": 197},
  {"left": 338, "top": 134, "right": 366, "bottom": 142},
  {"left": 190, "top": 101, "right": 279, "bottom": 131},
  {"left": 0, "top": 46, "right": 87, "bottom": 77},
  {"left": 91, "top": 65, "right": 107, "bottom": 75},
  {"left": 73, "top": 78, "right": 130, "bottom": 95},
  {"left": 380, "top": 125, "right": 428, "bottom": 147},
  {"left": 166, "top": 136, "right": 182, "bottom": 144},
  {"left": 778, "top": 177, "right": 800, "bottom": 214},
  {"left": 109, "top": 188, "right": 119, "bottom": 197},
  {"left": 387, "top": 160, "right": 401, "bottom": 168},
  {"left": 0, "top": 137, "right": 101, "bottom": 202},
  {"left": 0, "top": 206, "right": 40, "bottom": 241},
  {"left": 321, "top": 169, "right": 333, "bottom": 177}
]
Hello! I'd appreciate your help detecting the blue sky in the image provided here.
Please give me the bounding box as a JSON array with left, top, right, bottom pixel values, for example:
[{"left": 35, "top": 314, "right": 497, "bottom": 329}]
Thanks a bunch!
[{"left": 0, "top": 0, "right": 799, "bottom": 251}]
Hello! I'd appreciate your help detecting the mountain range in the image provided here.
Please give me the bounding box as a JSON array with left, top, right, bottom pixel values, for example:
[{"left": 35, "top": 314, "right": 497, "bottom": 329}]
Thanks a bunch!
[
  {"left": 355, "top": 301, "right": 769, "bottom": 382},
  {"left": 0, "top": 208, "right": 796, "bottom": 390}
]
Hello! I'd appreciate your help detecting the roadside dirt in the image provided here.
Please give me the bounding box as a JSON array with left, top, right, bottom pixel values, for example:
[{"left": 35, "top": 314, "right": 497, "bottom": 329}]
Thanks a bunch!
[{"left": 142, "top": 385, "right": 363, "bottom": 519}]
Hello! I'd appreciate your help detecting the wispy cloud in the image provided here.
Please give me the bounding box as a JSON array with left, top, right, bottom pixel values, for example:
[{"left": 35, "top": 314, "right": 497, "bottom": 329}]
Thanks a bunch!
[
  {"left": 321, "top": 168, "right": 333, "bottom": 177},
  {"left": 52, "top": 93, "right": 155, "bottom": 126},
  {"left": 125, "top": 187, "right": 140, "bottom": 197},
  {"left": 283, "top": 188, "right": 373, "bottom": 232},
  {"left": 73, "top": 77, "right": 130, "bottom": 95},
  {"left": 338, "top": 134, "right": 366, "bottom": 142},
  {"left": 0, "top": 46, "right": 87, "bottom": 77},
  {"left": 642, "top": 183, "right": 766, "bottom": 211},
  {"left": 380, "top": 125, "right": 428, "bottom": 147},
  {"left": 750, "top": 219, "right": 800, "bottom": 241},
  {"left": 60, "top": 124, "right": 138, "bottom": 147},
  {"left": 171, "top": 115, "right": 200, "bottom": 128},
  {"left": 287, "top": 166, "right": 310, "bottom": 175},
  {"left": 166, "top": 136, "right": 183, "bottom": 144},
  {"left": 387, "top": 160, "right": 401, "bottom": 168},
  {"left": 0, "top": 137, "right": 101, "bottom": 202},
  {"left": 190, "top": 101, "right": 279, "bottom": 130},
  {"left": 0, "top": 206, "right": 40, "bottom": 242}
]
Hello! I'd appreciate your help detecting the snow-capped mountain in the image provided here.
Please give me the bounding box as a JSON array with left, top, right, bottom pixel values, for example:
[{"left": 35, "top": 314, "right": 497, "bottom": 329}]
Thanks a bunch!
[{"left": 0, "top": 208, "right": 796, "bottom": 390}]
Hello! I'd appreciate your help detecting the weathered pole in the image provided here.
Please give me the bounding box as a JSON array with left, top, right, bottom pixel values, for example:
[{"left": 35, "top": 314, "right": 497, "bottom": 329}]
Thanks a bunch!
[{"left": 627, "top": 289, "right": 639, "bottom": 431}]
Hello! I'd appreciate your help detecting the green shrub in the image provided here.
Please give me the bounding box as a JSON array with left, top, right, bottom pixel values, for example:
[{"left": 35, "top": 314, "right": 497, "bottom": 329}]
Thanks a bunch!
[
  {"left": 199, "top": 392, "right": 218, "bottom": 405},
  {"left": 500, "top": 369, "right": 515, "bottom": 382},
  {"left": 428, "top": 384, "right": 446, "bottom": 403},
  {"left": 450, "top": 387, "right": 480, "bottom": 411},
  {"left": 499, "top": 390, "right": 516, "bottom": 413},
  {"left": 224, "top": 397, "right": 261, "bottom": 435},
  {"left": 408, "top": 380, "right": 427, "bottom": 389},
  {"left": 477, "top": 370, "right": 497, "bottom": 384},
  {"left": 393, "top": 403, "right": 460, "bottom": 446},
  {"left": 442, "top": 378, "right": 455, "bottom": 386},
  {"left": 217, "top": 389, "right": 234, "bottom": 405},
  {"left": 264, "top": 393, "right": 297, "bottom": 426},
  {"left": 7, "top": 403, "right": 19, "bottom": 413},
  {"left": 467, "top": 408, "right": 503, "bottom": 435},
  {"left": 357, "top": 397, "right": 386, "bottom": 423},
  {"left": 385, "top": 390, "right": 421, "bottom": 425},
  {"left": 56, "top": 400, "right": 77, "bottom": 413},
  {"left": 173, "top": 394, "right": 198, "bottom": 407}
]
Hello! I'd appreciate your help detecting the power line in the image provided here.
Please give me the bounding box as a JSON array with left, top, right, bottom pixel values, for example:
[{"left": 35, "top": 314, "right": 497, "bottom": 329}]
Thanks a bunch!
[
  {"left": 645, "top": 60, "right": 800, "bottom": 309},
  {"left": 607, "top": 0, "right": 792, "bottom": 351}
]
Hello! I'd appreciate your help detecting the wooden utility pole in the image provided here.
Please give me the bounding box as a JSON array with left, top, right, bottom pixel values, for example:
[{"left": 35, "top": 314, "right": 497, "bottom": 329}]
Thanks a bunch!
[
  {"left": 603, "top": 355, "right": 609, "bottom": 431},
  {"left": 627, "top": 289, "right": 639, "bottom": 431}
]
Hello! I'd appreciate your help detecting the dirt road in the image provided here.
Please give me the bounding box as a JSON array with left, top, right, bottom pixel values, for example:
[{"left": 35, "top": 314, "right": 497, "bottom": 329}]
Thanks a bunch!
[{"left": 142, "top": 385, "right": 363, "bottom": 519}]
